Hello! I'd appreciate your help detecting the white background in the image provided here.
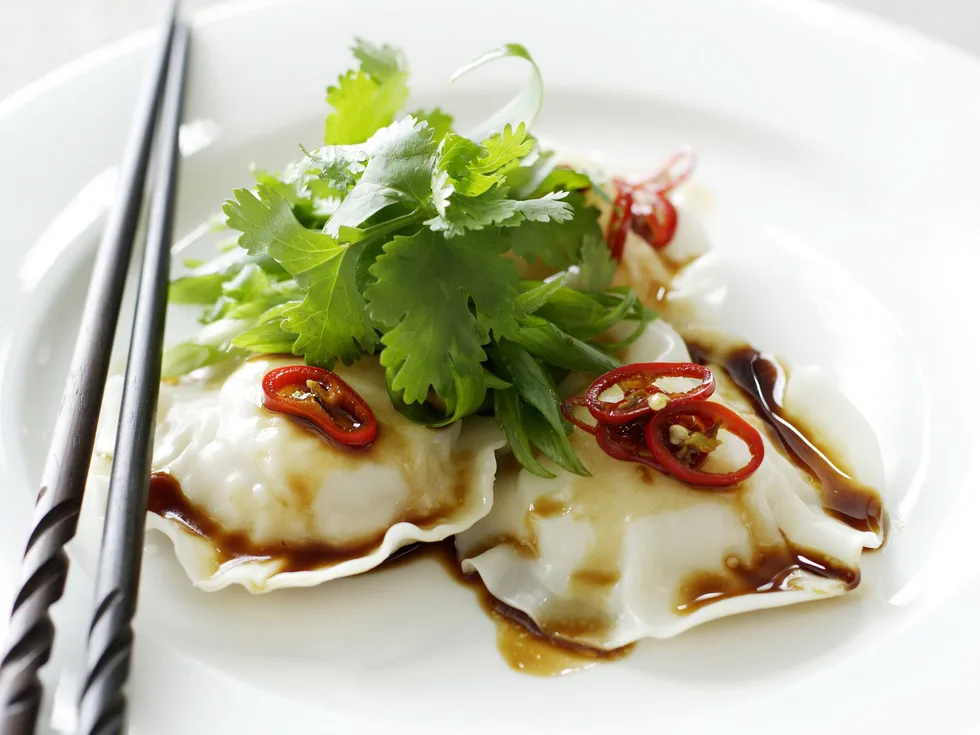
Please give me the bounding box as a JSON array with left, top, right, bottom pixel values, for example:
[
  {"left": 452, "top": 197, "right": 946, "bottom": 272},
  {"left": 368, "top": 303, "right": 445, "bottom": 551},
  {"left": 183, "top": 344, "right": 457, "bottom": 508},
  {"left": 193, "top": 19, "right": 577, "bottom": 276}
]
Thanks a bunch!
[{"left": 2, "top": 0, "right": 980, "bottom": 100}]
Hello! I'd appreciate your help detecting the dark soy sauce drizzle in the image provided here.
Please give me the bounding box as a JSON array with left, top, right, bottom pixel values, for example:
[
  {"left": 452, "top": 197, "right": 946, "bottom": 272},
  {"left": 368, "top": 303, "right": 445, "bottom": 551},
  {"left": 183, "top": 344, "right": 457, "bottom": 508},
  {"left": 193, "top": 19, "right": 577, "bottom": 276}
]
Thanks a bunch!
[
  {"left": 676, "top": 538, "right": 862, "bottom": 614},
  {"left": 149, "top": 475, "right": 629, "bottom": 674},
  {"left": 386, "top": 541, "right": 634, "bottom": 676},
  {"left": 687, "top": 343, "right": 885, "bottom": 536},
  {"left": 149, "top": 472, "right": 424, "bottom": 574},
  {"left": 670, "top": 342, "right": 886, "bottom": 614}
]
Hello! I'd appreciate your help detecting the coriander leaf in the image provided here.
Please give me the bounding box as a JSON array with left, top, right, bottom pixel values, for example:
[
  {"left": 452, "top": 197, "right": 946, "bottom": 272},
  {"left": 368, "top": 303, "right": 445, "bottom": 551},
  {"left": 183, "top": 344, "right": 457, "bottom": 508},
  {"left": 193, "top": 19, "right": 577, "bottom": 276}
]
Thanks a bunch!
[
  {"left": 425, "top": 187, "right": 513, "bottom": 236},
  {"left": 365, "top": 228, "right": 520, "bottom": 413},
  {"left": 498, "top": 191, "right": 572, "bottom": 226},
  {"left": 199, "top": 263, "right": 276, "bottom": 324},
  {"left": 385, "top": 368, "right": 501, "bottom": 427},
  {"left": 354, "top": 236, "right": 387, "bottom": 292},
  {"left": 325, "top": 118, "right": 436, "bottom": 236},
  {"left": 170, "top": 273, "right": 226, "bottom": 305},
  {"left": 450, "top": 43, "right": 543, "bottom": 143},
  {"left": 471, "top": 123, "right": 532, "bottom": 177},
  {"left": 429, "top": 134, "right": 481, "bottom": 214},
  {"left": 222, "top": 262, "right": 270, "bottom": 302},
  {"left": 296, "top": 143, "right": 370, "bottom": 193},
  {"left": 255, "top": 166, "right": 339, "bottom": 229},
  {"left": 170, "top": 247, "right": 289, "bottom": 305},
  {"left": 508, "top": 191, "right": 602, "bottom": 268},
  {"left": 430, "top": 167, "right": 454, "bottom": 220},
  {"left": 279, "top": 242, "right": 376, "bottom": 366},
  {"left": 571, "top": 233, "right": 617, "bottom": 292},
  {"left": 454, "top": 123, "right": 533, "bottom": 197},
  {"left": 426, "top": 188, "right": 572, "bottom": 237},
  {"left": 386, "top": 380, "right": 460, "bottom": 427},
  {"left": 231, "top": 319, "right": 297, "bottom": 354},
  {"left": 224, "top": 185, "right": 334, "bottom": 273},
  {"left": 439, "top": 133, "right": 483, "bottom": 178},
  {"left": 223, "top": 185, "right": 377, "bottom": 365},
  {"left": 337, "top": 208, "right": 424, "bottom": 245},
  {"left": 412, "top": 108, "right": 455, "bottom": 140},
  {"left": 505, "top": 150, "right": 594, "bottom": 201},
  {"left": 222, "top": 283, "right": 301, "bottom": 322},
  {"left": 530, "top": 166, "right": 593, "bottom": 199},
  {"left": 325, "top": 69, "right": 409, "bottom": 145},
  {"left": 352, "top": 38, "right": 406, "bottom": 82},
  {"left": 253, "top": 166, "right": 307, "bottom": 205}
]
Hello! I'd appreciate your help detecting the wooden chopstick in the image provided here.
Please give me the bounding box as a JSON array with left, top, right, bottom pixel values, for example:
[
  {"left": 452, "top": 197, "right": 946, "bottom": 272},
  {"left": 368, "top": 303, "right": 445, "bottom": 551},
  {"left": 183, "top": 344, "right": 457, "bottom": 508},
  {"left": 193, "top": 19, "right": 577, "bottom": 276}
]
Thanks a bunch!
[
  {"left": 75, "top": 18, "right": 190, "bottom": 735},
  {"left": 0, "top": 5, "right": 179, "bottom": 734}
]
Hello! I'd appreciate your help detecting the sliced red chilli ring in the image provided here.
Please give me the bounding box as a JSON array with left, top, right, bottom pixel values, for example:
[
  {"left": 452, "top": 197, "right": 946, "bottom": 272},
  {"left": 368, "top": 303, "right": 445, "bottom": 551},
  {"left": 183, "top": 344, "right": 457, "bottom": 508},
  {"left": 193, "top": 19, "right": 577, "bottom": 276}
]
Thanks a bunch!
[
  {"left": 595, "top": 421, "right": 666, "bottom": 473},
  {"left": 644, "top": 401, "right": 764, "bottom": 489},
  {"left": 630, "top": 192, "right": 678, "bottom": 251},
  {"left": 606, "top": 183, "right": 634, "bottom": 262},
  {"left": 617, "top": 148, "right": 696, "bottom": 252},
  {"left": 584, "top": 362, "right": 715, "bottom": 425},
  {"left": 262, "top": 365, "right": 378, "bottom": 448},
  {"left": 561, "top": 396, "right": 597, "bottom": 435}
]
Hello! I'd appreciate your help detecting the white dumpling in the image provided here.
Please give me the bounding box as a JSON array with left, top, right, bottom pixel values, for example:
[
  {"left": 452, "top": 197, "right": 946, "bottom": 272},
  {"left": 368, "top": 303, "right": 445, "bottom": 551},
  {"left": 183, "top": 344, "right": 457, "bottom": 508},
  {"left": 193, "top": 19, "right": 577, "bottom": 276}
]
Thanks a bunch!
[
  {"left": 86, "top": 356, "right": 504, "bottom": 592},
  {"left": 456, "top": 320, "right": 883, "bottom": 650}
]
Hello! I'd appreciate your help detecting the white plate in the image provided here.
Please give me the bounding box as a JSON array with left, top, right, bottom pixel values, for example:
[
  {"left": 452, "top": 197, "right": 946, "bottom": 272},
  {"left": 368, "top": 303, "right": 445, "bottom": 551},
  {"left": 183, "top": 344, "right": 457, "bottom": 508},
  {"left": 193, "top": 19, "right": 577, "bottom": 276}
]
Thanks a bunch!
[{"left": 2, "top": 0, "right": 980, "bottom": 732}]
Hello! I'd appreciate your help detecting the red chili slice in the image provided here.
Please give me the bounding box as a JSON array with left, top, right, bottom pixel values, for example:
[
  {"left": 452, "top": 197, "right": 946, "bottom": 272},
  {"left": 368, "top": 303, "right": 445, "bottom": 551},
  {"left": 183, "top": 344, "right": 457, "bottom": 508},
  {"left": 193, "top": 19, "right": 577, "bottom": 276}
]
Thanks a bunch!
[
  {"left": 596, "top": 421, "right": 666, "bottom": 472},
  {"left": 560, "top": 396, "right": 597, "bottom": 435},
  {"left": 584, "top": 362, "right": 715, "bottom": 425},
  {"left": 262, "top": 365, "right": 378, "bottom": 448},
  {"left": 613, "top": 148, "right": 696, "bottom": 253},
  {"left": 606, "top": 182, "right": 634, "bottom": 262},
  {"left": 644, "top": 401, "right": 764, "bottom": 489},
  {"left": 630, "top": 192, "right": 678, "bottom": 251}
]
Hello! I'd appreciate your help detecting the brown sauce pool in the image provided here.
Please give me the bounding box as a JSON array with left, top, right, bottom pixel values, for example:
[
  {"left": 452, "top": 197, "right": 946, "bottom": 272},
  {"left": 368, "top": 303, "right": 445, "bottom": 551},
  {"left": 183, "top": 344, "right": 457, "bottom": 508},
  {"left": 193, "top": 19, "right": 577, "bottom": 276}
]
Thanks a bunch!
[
  {"left": 149, "top": 473, "right": 391, "bottom": 573},
  {"left": 687, "top": 343, "right": 885, "bottom": 537},
  {"left": 676, "top": 540, "right": 860, "bottom": 614},
  {"left": 386, "top": 541, "right": 634, "bottom": 676},
  {"left": 148, "top": 471, "right": 466, "bottom": 575},
  {"left": 149, "top": 474, "right": 629, "bottom": 675},
  {"left": 667, "top": 342, "right": 885, "bottom": 614}
]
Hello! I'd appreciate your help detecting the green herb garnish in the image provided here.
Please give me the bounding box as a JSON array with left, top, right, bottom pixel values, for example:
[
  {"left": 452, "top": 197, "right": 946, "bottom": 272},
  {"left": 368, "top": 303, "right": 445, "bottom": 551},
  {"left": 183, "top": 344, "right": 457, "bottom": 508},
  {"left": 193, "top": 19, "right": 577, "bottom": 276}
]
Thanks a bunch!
[{"left": 165, "top": 39, "right": 654, "bottom": 476}]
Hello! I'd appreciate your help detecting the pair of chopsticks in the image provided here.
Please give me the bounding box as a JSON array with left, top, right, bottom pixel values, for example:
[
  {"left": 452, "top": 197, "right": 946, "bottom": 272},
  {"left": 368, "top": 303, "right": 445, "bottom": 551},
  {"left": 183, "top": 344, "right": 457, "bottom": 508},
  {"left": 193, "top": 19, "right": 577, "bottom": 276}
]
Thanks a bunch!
[{"left": 0, "top": 4, "right": 189, "bottom": 734}]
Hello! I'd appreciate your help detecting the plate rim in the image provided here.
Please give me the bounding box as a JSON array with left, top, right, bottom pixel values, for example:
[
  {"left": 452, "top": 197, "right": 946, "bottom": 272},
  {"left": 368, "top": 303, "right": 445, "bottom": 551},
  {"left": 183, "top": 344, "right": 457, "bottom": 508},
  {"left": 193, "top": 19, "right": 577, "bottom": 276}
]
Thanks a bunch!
[{"left": 2, "top": 1, "right": 979, "bottom": 733}]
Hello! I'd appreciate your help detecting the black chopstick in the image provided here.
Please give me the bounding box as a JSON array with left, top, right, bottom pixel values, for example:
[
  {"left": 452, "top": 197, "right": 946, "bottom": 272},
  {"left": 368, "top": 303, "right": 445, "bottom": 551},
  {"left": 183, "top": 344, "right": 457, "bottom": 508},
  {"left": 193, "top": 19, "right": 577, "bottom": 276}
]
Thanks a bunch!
[
  {"left": 0, "top": 5, "right": 178, "bottom": 735},
  {"left": 75, "top": 18, "right": 189, "bottom": 735}
]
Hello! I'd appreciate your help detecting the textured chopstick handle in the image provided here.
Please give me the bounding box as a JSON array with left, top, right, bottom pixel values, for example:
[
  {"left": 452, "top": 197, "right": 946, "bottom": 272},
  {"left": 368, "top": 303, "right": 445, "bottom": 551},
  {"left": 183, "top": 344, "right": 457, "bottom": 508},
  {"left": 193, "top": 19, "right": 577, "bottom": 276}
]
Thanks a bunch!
[
  {"left": 0, "top": 7, "right": 178, "bottom": 735},
  {"left": 75, "top": 17, "right": 189, "bottom": 735}
]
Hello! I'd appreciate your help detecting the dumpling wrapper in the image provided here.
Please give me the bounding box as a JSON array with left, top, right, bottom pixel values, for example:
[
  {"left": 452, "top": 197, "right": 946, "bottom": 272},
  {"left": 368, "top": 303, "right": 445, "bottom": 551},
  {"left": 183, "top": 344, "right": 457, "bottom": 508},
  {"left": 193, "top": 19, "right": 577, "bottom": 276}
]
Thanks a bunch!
[
  {"left": 85, "top": 356, "right": 504, "bottom": 592},
  {"left": 456, "top": 319, "right": 884, "bottom": 650}
]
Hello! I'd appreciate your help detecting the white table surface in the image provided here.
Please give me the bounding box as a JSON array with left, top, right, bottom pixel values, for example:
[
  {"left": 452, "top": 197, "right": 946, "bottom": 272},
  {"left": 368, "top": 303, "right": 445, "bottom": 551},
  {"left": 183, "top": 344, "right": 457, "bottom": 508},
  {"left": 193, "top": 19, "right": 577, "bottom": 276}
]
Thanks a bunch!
[{"left": 2, "top": 0, "right": 980, "bottom": 101}]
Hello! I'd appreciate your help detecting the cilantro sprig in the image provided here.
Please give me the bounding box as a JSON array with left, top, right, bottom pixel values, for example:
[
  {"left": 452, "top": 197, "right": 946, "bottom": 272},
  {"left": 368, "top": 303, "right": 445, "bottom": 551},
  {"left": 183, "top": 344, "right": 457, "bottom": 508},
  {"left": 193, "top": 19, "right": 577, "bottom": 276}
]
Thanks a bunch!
[{"left": 165, "top": 40, "right": 653, "bottom": 476}]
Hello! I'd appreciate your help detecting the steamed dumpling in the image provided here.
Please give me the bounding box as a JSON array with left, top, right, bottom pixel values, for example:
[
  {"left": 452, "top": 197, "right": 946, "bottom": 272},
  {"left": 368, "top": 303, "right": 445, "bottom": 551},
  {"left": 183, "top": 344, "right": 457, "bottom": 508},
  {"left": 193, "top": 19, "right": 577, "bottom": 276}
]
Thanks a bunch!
[
  {"left": 87, "top": 356, "right": 503, "bottom": 592},
  {"left": 456, "top": 319, "right": 884, "bottom": 650}
]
